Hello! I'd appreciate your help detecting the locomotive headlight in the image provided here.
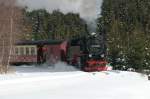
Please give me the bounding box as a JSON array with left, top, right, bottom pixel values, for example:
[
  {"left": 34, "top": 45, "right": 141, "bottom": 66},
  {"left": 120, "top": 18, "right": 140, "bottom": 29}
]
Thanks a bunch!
[
  {"left": 91, "top": 32, "right": 97, "bottom": 37},
  {"left": 101, "top": 54, "right": 105, "bottom": 58},
  {"left": 91, "top": 32, "right": 96, "bottom": 36},
  {"left": 89, "top": 54, "right": 92, "bottom": 58}
]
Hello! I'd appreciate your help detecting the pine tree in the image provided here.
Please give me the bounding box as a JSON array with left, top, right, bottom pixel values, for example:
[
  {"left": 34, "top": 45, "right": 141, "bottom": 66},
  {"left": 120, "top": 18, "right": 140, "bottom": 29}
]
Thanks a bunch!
[
  {"left": 24, "top": 9, "right": 88, "bottom": 40},
  {"left": 98, "top": 0, "right": 150, "bottom": 71}
]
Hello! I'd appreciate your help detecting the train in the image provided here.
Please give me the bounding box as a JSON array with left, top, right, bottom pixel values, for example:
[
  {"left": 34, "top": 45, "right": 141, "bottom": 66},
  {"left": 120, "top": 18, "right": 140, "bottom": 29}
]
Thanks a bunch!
[{"left": 10, "top": 33, "right": 111, "bottom": 72}]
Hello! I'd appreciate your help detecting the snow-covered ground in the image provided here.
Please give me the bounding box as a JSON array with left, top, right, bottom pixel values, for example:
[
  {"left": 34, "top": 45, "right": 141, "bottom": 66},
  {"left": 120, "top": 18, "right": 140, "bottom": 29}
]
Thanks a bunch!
[{"left": 0, "top": 63, "right": 150, "bottom": 99}]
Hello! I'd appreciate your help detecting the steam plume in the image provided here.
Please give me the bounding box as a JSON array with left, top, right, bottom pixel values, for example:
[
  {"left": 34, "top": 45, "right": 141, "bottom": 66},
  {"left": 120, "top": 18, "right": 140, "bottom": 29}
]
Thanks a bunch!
[{"left": 16, "top": 0, "right": 103, "bottom": 32}]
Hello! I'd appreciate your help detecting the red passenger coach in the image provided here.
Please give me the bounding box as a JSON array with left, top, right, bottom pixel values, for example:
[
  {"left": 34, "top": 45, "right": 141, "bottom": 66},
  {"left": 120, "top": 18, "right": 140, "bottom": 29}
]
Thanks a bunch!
[
  {"left": 10, "top": 40, "right": 68, "bottom": 65},
  {"left": 11, "top": 45, "right": 38, "bottom": 64}
]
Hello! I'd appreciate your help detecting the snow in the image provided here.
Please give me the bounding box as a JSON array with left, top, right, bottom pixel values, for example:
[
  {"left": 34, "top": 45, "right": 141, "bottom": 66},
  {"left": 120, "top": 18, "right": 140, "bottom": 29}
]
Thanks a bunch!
[{"left": 0, "top": 63, "right": 150, "bottom": 99}]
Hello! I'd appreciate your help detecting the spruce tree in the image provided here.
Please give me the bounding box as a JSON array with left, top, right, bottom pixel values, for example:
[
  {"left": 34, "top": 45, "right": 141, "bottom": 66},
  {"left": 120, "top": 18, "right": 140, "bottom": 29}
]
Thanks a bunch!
[{"left": 98, "top": 0, "right": 150, "bottom": 71}]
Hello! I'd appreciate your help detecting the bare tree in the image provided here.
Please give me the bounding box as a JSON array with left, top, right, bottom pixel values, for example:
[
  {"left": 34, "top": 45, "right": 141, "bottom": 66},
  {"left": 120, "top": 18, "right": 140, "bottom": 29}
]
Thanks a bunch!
[{"left": 0, "top": 0, "right": 23, "bottom": 73}]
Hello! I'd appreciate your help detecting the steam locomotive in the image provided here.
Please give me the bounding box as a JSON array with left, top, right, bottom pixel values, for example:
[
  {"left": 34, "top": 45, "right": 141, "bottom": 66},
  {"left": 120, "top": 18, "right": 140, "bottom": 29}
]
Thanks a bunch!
[
  {"left": 10, "top": 33, "right": 109, "bottom": 72},
  {"left": 69, "top": 32, "right": 108, "bottom": 71}
]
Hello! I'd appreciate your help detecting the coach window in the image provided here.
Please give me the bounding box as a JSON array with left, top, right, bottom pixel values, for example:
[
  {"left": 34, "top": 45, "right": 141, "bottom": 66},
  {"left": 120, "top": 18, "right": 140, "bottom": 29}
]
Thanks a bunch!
[
  {"left": 31, "top": 47, "right": 36, "bottom": 55},
  {"left": 15, "top": 47, "right": 19, "bottom": 55},
  {"left": 26, "top": 47, "right": 30, "bottom": 55},
  {"left": 20, "top": 47, "right": 24, "bottom": 55}
]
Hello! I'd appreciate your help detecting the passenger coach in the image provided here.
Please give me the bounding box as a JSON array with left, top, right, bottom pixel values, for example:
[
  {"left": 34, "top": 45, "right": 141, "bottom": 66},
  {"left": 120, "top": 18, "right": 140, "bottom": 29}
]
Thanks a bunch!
[{"left": 10, "top": 40, "right": 68, "bottom": 65}]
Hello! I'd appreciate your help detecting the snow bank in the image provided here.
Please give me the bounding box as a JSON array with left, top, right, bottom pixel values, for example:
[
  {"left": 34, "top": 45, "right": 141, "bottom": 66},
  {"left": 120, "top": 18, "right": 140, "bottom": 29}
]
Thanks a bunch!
[
  {"left": 0, "top": 62, "right": 78, "bottom": 81},
  {"left": 0, "top": 64, "right": 150, "bottom": 99}
]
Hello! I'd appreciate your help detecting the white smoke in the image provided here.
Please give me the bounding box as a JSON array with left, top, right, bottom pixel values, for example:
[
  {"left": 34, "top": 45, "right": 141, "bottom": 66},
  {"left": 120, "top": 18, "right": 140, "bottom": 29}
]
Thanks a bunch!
[
  {"left": 14, "top": 62, "right": 78, "bottom": 73},
  {"left": 17, "top": 0, "right": 103, "bottom": 22}
]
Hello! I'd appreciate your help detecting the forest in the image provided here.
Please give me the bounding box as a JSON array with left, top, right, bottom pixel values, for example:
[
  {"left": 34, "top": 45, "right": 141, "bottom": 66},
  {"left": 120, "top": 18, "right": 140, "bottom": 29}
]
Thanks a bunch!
[
  {"left": 97, "top": 0, "right": 150, "bottom": 71},
  {"left": 22, "top": 9, "right": 89, "bottom": 41}
]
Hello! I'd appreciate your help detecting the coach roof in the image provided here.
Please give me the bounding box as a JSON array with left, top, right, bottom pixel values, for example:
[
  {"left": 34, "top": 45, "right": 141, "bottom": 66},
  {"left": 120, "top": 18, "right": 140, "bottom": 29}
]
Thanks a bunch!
[{"left": 16, "top": 39, "right": 63, "bottom": 45}]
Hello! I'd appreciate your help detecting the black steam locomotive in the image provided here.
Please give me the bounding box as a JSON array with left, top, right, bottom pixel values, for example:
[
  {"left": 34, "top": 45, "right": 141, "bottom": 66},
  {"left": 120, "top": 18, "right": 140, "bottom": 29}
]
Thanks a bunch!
[{"left": 68, "top": 32, "right": 108, "bottom": 71}]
